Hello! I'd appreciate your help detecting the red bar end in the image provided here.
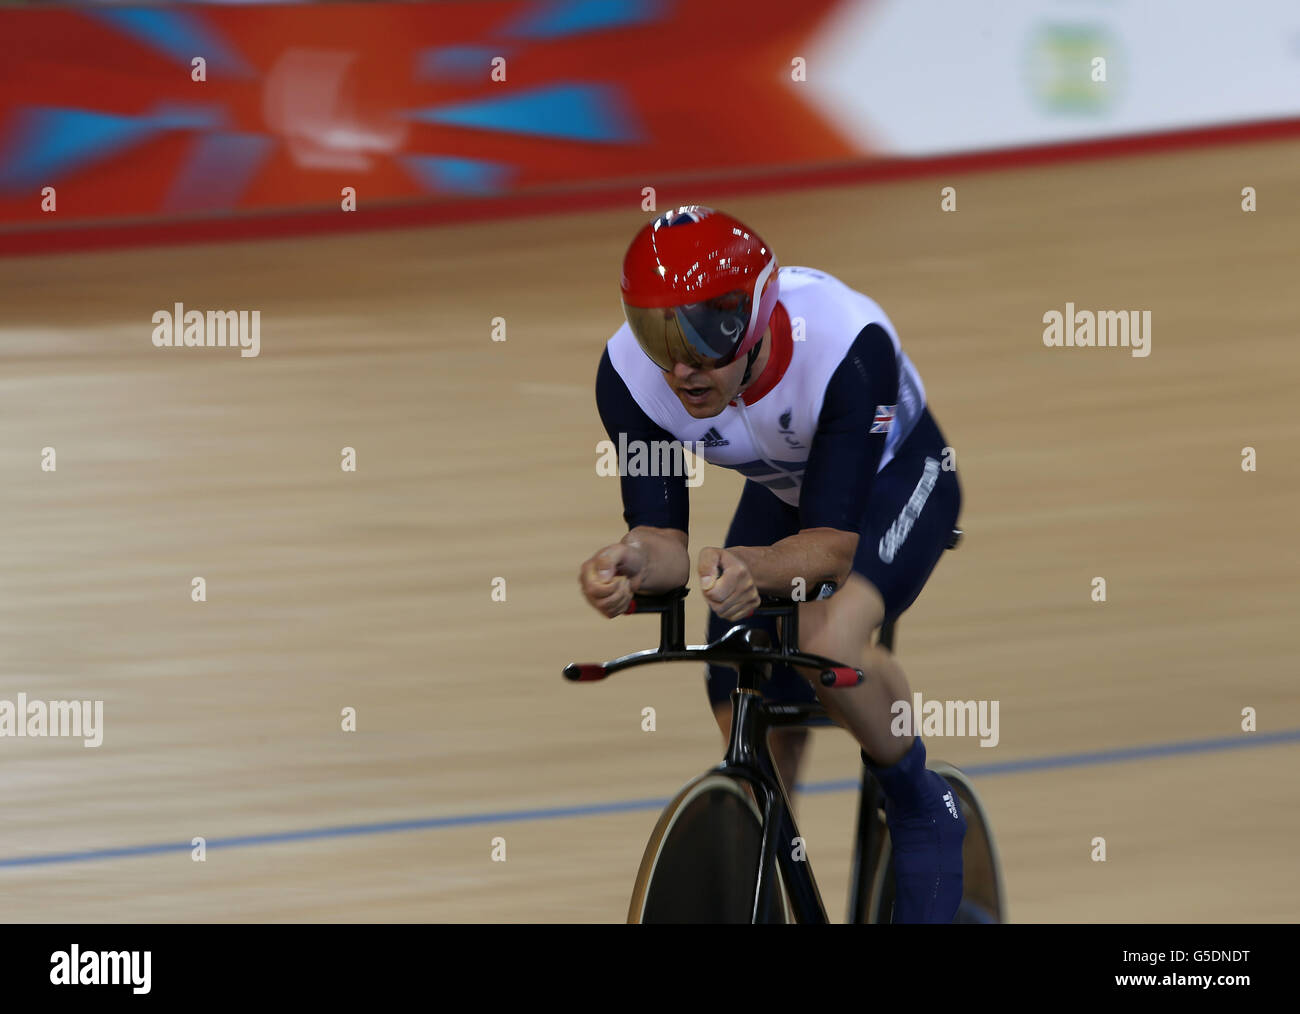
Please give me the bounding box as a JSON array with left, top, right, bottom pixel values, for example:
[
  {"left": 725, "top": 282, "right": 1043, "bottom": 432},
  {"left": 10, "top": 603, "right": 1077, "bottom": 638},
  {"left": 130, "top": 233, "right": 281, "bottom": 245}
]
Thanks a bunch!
[{"left": 822, "top": 667, "right": 861, "bottom": 688}]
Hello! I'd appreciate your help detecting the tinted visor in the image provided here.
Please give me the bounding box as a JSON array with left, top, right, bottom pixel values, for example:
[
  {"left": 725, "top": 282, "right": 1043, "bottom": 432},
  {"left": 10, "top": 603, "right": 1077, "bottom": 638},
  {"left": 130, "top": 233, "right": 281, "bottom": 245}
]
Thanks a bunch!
[{"left": 623, "top": 289, "right": 753, "bottom": 371}]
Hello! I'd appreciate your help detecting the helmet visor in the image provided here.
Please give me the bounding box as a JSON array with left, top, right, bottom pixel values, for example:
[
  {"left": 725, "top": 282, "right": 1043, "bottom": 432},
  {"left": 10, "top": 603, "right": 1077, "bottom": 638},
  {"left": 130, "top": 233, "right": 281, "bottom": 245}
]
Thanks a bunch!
[{"left": 622, "top": 289, "right": 753, "bottom": 372}]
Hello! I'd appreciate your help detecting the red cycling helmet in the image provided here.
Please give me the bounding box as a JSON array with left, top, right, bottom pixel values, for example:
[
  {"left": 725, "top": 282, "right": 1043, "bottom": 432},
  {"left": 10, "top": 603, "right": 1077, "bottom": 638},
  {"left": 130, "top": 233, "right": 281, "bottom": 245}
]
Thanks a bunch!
[{"left": 620, "top": 206, "right": 779, "bottom": 373}]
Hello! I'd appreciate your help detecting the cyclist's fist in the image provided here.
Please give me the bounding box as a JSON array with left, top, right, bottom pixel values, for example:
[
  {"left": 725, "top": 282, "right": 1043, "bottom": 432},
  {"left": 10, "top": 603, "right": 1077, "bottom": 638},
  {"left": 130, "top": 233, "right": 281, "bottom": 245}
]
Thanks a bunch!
[
  {"left": 578, "top": 542, "right": 647, "bottom": 618},
  {"left": 697, "top": 547, "right": 759, "bottom": 621}
]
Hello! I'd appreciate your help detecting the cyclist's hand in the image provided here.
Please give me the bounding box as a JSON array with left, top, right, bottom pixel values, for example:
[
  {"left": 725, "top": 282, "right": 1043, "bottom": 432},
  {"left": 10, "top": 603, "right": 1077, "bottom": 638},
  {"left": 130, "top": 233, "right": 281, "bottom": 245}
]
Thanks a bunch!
[
  {"left": 697, "top": 547, "right": 760, "bottom": 621},
  {"left": 578, "top": 542, "right": 647, "bottom": 618}
]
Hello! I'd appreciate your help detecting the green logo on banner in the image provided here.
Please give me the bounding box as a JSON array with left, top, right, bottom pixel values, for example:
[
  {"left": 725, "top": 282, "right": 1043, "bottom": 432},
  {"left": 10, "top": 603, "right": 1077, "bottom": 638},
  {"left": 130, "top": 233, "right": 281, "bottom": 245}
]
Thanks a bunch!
[{"left": 1024, "top": 22, "right": 1121, "bottom": 115}]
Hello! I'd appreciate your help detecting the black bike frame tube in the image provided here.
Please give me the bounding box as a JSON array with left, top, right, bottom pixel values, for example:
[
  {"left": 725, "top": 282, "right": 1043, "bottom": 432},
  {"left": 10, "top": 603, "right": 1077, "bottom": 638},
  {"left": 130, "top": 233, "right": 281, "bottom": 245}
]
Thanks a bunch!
[
  {"left": 759, "top": 743, "right": 826, "bottom": 925},
  {"left": 782, "top": 608, "right": 799, "bottom": 656},
  {"left": 658, "top": 599, "right": 687, "bottom": 653},
  {"left": 754, "top": 734, "right": 803, "bottom": 923},
  {"left": 716, "top": 760, "right": 825, "bottom": 924},
  {"left": 725, "top": 688, "right": 763, "bottom": 769},
  {"left": 709, "top": 760, "right": 779, "bottom": 921},
  {"left": 771, "top": 791, "right": 828, "bottom": 923},
  {"left": 725, "top": 682, "right": 779, "bottom": 921},
  {"left": 752, "top": 782, "right": 783, "bottom": 923},
  {"left": 847, "top": 766, "right": 884, "bottom": 924},
  {"left": 723, "top": 678, "right": 829, "bottom": 924}
]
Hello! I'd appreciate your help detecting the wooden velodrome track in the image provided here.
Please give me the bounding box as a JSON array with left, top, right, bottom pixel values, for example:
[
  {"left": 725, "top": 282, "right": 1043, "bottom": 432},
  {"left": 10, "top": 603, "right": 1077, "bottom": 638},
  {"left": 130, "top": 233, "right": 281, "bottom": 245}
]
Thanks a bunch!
[{"left": 2, "top": 136, "right": 1297, "bottom": 923}]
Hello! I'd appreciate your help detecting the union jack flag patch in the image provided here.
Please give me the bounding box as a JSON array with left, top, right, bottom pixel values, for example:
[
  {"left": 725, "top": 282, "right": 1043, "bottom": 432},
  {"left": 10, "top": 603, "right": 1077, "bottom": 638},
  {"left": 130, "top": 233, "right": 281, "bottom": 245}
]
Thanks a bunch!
[{"left": 871, "top": 405, "right": 896, "bottom": 434}]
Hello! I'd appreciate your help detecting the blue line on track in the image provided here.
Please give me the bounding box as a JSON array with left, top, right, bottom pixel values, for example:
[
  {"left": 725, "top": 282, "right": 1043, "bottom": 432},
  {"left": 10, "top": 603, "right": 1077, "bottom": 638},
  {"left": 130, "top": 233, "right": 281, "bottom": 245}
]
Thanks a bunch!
[
  {"left": 798, "top": 727, "right": 1300, "bottom": 795},
  {"left": 2, "top": 728, "right": 1295, "bottom": 870}
]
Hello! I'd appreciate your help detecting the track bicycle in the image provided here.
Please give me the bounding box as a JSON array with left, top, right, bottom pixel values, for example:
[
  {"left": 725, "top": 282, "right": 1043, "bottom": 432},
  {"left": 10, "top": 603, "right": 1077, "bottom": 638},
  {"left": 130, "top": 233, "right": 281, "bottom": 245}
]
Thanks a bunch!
[{"left": 564, "top": 534, "right": 1006, "bottom": 923}]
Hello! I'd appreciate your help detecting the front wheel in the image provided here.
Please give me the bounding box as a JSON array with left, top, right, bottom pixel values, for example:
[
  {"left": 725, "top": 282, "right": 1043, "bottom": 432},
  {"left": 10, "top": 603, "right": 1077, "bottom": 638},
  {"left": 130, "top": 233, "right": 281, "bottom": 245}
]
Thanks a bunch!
[{"left": 628, "top": 773, "right": 790, "bottom": 923}]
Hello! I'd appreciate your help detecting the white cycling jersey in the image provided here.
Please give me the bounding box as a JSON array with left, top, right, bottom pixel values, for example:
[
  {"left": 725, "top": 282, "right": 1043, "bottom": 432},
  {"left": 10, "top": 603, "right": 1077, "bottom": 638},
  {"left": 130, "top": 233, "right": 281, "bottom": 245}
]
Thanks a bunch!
[{"left": 605, "top": 266, "right": 926, "bottom": 507}]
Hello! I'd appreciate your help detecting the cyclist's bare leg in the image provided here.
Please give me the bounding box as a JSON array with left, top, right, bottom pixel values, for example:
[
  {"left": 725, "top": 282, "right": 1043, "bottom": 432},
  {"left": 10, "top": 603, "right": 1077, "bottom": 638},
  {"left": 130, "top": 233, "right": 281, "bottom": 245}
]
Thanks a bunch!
[
  {"left": 791, "top": 573, "right": 910, "bottom": 764},
  {"left": 792, "top": 571, "right": 965, "bottom": 924}
]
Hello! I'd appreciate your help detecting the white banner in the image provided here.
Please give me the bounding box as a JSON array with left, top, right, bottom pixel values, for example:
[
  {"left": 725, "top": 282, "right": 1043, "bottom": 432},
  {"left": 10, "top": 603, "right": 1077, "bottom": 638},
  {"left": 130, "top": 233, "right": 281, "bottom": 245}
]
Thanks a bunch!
[{"left": 802, "top": 0, "right": 1300, "bottom": 155}]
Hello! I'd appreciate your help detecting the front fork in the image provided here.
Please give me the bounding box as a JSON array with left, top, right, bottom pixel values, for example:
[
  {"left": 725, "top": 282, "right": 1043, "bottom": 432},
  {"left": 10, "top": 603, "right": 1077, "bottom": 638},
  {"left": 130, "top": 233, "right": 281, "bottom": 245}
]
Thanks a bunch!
[{"left": 724, "top": 679, "right": 828, "bottom": 924}]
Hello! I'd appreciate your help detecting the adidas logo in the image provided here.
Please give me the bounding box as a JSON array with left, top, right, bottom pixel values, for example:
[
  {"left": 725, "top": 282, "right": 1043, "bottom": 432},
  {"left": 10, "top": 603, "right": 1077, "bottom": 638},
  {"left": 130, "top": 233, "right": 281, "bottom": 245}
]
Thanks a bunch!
[
  {"left": 700, "top": 427, "right": 729, "bottom": 448},
  {"left": 942, "top": 790, "right": 960, "bottom": 821}
]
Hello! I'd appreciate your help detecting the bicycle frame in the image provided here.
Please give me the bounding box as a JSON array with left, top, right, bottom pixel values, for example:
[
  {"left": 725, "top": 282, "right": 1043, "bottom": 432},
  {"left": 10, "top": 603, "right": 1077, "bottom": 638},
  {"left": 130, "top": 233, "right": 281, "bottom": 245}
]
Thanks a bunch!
[
  {"left": 567, "top": 526, "right": 971, "bottom": 924},
  {"left": 564, "top": 585, "right": 863, "bottom": 924},
  {"left": 719, "top": 674, "right": 832, "bottom": 922}
]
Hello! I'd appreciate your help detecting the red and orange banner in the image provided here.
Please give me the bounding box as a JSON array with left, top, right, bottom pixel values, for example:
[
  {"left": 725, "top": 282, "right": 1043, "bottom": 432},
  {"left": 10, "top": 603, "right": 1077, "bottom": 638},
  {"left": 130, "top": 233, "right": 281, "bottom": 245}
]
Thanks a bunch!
[{"left": 0, "top": 0, "right": 853, "bottom": 245}]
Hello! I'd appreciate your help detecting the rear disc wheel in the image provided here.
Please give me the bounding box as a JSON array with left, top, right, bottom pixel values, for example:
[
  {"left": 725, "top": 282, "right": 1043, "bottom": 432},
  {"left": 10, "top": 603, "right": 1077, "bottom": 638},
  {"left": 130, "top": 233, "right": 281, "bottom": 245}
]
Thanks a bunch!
[
  {"left": 932, "top": 762, "right": 1007, "bottom": 923},
  {"left": 867, "top": 763, "right": 1007, "bottom": 924}
]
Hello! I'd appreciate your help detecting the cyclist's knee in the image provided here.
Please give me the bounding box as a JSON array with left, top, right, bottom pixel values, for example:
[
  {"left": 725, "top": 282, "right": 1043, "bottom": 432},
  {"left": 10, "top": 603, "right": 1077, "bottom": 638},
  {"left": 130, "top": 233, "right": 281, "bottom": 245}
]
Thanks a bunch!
[
  {"left": 861, "top": 641, "right": 904, "bottom": 681},
  {"left": 798, "top": 573, "right": 884, "bottom": 668}
]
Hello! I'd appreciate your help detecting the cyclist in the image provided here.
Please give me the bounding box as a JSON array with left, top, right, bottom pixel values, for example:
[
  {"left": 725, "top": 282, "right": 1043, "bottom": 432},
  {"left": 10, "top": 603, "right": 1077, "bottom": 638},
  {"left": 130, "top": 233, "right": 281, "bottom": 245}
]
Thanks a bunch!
[{"left": 577, "top": 206, "right": 965, "bottom": 923}]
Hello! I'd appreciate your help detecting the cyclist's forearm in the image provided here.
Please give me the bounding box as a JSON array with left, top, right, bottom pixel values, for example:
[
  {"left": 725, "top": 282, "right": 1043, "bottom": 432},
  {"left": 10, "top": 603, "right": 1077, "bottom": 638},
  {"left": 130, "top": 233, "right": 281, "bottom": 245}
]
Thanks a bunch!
[
  {"left": 623, "top": 527, "right": 690, "bottom": 593},
  {"left": 729, "top": 528, "right": 857, "bottom": 595}
]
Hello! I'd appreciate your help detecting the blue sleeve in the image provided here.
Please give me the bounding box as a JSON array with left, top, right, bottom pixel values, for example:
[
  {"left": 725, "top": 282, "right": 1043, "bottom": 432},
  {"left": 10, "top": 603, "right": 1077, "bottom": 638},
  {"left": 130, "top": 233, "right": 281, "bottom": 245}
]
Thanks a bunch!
[
  {"left": 799, "top": 324, "right": 899, "bottom": 532},
  {"left": 596, "top": 348, "right": 689, "bottom": 533}
]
